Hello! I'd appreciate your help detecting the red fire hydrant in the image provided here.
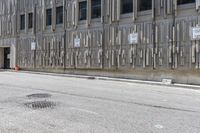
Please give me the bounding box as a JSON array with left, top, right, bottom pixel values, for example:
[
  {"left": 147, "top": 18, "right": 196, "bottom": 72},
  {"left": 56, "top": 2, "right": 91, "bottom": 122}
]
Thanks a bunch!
[{"left": 15, "top": 65, "right": 20, "bottom": 71}]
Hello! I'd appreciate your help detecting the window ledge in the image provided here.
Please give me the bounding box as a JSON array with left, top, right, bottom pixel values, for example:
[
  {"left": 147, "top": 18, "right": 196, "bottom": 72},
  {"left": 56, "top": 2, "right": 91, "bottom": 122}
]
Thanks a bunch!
[
  {"left": 79, "top": 20, "right": 87, "bottom": 25},
  {"left": 91, "top": 18, "right": 101, "bottom": 23},
  {"left": 56, "top": 24, "right": 63, "bottom": 28},
  {"left": 177, "top": 3, "right": 196, "bottom": 10},
  {"left": 46, "top": 25, "right": 52, "bottom": 27},
  {"left": 120, "top": 13, "right": 133, "bottom": 19},
  {"left": 138, "top": 10, "right": 152, "bottom": 16},
  {"left": 20, "top": 29, "right": 25, "bottom": 32},
  {"left": 45, "top": 26, "right": 52, "bottom": 30},
  {"left": 28, "top": 28, "right": 33, "bottom": 32}
]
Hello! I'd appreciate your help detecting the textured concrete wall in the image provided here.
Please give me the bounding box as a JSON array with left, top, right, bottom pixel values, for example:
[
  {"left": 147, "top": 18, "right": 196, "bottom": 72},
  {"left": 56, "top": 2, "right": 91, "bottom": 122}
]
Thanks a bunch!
[
  {"left": 0, "top": 0, "right": 17, "bottom": 68},
  {"left": 11, "top": 0, "right": 200, "bottom": 70}
]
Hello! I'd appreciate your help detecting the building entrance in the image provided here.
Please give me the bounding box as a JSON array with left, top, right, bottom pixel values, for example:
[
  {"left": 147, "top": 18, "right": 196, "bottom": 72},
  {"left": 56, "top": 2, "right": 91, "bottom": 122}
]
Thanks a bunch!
[{"left": 4, "top": 47, "right": 10, "bottom": 69}]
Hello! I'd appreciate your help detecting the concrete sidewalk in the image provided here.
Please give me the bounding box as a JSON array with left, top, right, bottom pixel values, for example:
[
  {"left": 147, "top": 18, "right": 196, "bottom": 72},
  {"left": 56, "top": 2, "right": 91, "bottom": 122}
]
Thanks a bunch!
[{"left": 11, "top": 70, "right": 200, "bottom": 90}]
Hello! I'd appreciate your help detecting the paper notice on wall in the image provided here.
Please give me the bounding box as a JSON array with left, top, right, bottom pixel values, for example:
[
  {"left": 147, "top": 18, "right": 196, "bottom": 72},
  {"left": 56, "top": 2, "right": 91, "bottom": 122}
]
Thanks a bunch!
[
  {"left": 128, "top": 32, "right": 138, "bottom": 44},
  {"left": 74, "top": 37, "right": 81, "bottom": 48},
  {"left": 31, "top": 42, "right": 36, "bottom": 50},
  {"left": 191, "top": 27, "right": 200, "bottom": 40}
]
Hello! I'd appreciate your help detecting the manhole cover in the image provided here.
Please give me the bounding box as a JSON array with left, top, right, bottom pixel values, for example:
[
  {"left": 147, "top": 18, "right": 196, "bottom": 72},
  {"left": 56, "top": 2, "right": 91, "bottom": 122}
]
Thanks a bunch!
[
  {"left": 27, "top": 93, "right": 51, "bottom": 99},
  {"left": 25, "top": 101, "right": 56, "bottom": 109}
]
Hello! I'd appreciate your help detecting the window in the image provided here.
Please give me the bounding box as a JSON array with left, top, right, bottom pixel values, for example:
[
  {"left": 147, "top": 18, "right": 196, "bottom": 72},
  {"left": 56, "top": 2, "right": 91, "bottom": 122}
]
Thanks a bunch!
[
  {"left": 138, "top": 0, "right": 152, "bottom": 11},
  {"left": 48, "top": 43, "right": 51, "bottom": 58},
  {"left": 59, "top": 41, "right": 61, "bottom": 57},
  {"left": 79, "top": 1, "right": 87, "bottom": 21},
  {"left": 56, "top": 6, "right": 63, "bottom": 24},
  {"left": 177, "top": 0, "right": 195, "bottom": 5},
  {"left": 48, "top": 42, "right": 51, "bottom": 65},
  {"left": 91, "top": 0, "right": 101, "bottom": 19},
  {"left": 28, "top": 13, "right": 33, "bottom": 29},
  {"left": 46, "top": 9, "right": 52, "bottom": 26},
  {"left": 20, "top": 14, "right": 25, "bottom": 30},
  {"left": 121, "top": 0, "right": 133, "bottom": 14}
]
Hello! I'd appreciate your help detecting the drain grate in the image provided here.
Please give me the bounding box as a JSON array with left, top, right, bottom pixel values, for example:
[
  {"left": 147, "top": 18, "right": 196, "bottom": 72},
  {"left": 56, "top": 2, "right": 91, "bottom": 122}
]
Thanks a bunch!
[
  {"left": 25, "top": 101, "right": 56, "bottom": 109},
  {"left": 87, "top": 77, "right": 96, "bottom": 80},
  {"left": 27, "top": 93, "right": 51, "bottom": 99}
]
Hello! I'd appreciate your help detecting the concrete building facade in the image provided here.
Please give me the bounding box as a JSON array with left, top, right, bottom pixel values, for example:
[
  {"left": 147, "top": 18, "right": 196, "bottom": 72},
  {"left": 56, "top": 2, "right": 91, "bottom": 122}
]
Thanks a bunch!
[
  {"left": 0, "top": 0, "right": 17, "bottom": 69},
  {"left": 1, "top": 0, "right": 200, "bottom": 84}
]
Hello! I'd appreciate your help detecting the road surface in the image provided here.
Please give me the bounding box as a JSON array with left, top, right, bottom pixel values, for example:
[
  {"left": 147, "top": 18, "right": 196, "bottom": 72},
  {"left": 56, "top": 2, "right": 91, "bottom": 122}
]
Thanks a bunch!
[{"left": 0, "top": 71, "right": 200, "bottom": 133}]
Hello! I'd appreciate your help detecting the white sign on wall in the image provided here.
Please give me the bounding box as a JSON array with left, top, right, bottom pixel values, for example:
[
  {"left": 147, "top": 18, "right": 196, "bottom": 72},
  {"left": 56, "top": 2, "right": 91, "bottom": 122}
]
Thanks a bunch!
[
  {"left": 74, "top": 37, "right": 81, "bottom": 48},
  {"left": 191, "top": 27, "right": 200, "bottom": 40},
  {"left": 128, "top": 32, "right": 139, "bottom": 44},
  {"left": 31, "top": 42, "right": 36, "bottom": 50}
]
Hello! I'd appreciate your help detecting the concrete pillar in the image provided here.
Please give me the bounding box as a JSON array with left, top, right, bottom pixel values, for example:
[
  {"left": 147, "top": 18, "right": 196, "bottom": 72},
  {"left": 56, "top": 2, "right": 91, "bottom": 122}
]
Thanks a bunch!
[{"left": 10, "top": 45, "right": 16, "bottom": 68}]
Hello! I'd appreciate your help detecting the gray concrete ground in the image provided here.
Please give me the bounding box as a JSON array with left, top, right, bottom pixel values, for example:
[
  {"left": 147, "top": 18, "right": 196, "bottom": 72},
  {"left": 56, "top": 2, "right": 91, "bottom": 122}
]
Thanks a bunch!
[{"left": 0, "top": 71, "right": 200, "bottom": 133}]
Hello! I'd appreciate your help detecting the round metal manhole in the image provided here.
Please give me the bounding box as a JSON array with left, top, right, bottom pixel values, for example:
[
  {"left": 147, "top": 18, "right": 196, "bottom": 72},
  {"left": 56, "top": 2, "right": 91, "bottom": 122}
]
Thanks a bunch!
[
  {"left": 24, "top": 101, "right": 56, "bottom": 109},
  {"left": 27, "top": 93, "right": 51, "bottom": 99}
]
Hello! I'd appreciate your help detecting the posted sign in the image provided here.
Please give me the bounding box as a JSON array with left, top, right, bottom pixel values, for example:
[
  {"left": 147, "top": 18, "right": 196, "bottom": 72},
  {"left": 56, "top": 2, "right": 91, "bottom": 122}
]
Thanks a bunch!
[
  {"left": 191, "top": 27, "right": 200, "bottom": 40},
  {"left": 128, "top": 32, "right": 139, "bottom": 44},
  {"left": 74, "top": 37, "right": 81, "bottom": 48},
  {"left": 31, "top": 42, "right": 36, "bottom": 50}
]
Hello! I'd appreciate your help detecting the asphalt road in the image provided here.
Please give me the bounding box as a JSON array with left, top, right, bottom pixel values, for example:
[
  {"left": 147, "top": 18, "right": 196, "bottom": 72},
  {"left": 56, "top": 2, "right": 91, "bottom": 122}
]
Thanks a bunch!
[{"left": 0, "top": 71, "right": 200, "bottom": 133}]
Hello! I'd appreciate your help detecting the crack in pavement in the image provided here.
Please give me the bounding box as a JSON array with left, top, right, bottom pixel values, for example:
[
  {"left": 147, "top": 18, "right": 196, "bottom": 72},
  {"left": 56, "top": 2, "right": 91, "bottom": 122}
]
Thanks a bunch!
[{"left": 0, "top": 83, "right": 199, "bottom": 114}]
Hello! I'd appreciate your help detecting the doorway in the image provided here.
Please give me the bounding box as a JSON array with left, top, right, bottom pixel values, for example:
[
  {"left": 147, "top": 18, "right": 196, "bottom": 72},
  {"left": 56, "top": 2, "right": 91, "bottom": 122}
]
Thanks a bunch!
[{"left": 4, "top": 47, "right": 10, "bottom": 69}]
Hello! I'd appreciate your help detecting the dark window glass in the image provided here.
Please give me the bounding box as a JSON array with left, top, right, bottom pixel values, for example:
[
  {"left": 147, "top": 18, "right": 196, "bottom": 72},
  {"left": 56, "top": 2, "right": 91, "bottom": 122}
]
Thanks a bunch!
[
  {"left": 28, "top": 13, "right": 33, "bottom": 29},
  {"left": 59, "top": 41, "right": 61, "bottom": 57},
  {"left": 139, "top": 0, "right": 152, "bottom": 11},
  {"left": 56, "top": 6, "right": 63, "bottom": 24},
  {"left": 79, "top": 1, "right": 87, "bottom": 21},
  {"left": 48, "top": 43, "right": 51, "bottom": 58},
  {"left": 46, "top": 9, "right": 52, "bottom": 26},
  {"left": 121, "top": 0, "right": 133, "bottom": 14},
  {"left": 177, "top": 0, "right": 195, "bottom": 5},
  {"left": 20, "top": 14, "right": 25, "bottom": 30},
  {"left": 91, "top": 0, "right": 101, "bottom": 19}
]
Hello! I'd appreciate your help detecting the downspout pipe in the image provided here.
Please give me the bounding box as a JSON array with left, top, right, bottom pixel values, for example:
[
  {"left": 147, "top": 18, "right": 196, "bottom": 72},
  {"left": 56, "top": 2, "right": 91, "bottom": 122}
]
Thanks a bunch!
[
  {"left": 172, "top": 1, "right": 176, "bottom": 69},
  {"left": 63, "top": 0, "right": 67, "bottom": 71},
  {"left": 102, "top": 0, "right": 105, "bottom": 69},
  {"left": 152, "top": 0, "right": 156, "bottom": 69},
  {"left": 34, "top": 3, "right": 37, "bottom": 69}
]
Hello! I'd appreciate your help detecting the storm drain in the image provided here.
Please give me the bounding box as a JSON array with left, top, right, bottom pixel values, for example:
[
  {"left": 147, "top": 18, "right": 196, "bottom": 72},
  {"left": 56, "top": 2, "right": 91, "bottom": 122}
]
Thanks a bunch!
[
  {"left": 87, "top": 76, "right": 96, "bottom": 80},
  {"left": 25, "top": 101, "right": 56, "bottom": 109},
  {"left": 27, "top": 93, "right": 51, "bottom": 99}
]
